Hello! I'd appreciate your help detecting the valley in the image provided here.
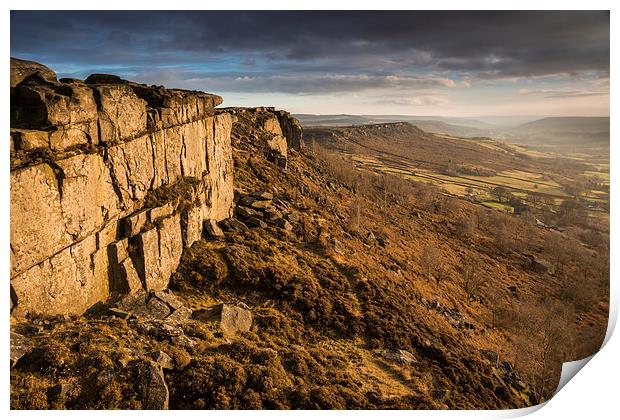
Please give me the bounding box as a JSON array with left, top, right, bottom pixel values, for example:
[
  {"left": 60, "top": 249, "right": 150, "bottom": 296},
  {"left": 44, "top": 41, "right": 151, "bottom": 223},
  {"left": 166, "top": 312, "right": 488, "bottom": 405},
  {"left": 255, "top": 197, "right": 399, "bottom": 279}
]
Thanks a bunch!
[{"left": 305, "top": 122, "right": 609, "bottom": 224}]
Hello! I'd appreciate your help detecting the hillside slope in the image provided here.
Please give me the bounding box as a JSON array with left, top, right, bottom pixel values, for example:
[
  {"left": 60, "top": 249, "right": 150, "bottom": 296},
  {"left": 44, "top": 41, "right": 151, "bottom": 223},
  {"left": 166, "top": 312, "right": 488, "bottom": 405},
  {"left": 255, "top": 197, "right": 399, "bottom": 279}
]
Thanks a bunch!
[{"left": 11, "top": 112, "right": 608, "bottom": 410}]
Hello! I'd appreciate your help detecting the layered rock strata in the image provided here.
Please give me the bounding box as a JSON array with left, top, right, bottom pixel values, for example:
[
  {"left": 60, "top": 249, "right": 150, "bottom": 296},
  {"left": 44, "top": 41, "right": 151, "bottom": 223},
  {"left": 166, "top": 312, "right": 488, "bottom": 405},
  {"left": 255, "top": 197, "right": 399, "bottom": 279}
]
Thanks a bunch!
[
  {"left": 10, "top": 59, "right": 235, "bottom": 315},
  {"left": 10, "top": 59, "right": 303, "bottom": 316}
]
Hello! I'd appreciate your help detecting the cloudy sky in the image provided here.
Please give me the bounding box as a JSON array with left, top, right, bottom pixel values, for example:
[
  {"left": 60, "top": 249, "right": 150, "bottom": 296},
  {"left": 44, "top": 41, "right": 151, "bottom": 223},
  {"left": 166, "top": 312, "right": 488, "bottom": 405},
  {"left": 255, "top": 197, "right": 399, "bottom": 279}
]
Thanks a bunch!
[{"left": 11, "top": 11, "right": 609, "bottom": 117}]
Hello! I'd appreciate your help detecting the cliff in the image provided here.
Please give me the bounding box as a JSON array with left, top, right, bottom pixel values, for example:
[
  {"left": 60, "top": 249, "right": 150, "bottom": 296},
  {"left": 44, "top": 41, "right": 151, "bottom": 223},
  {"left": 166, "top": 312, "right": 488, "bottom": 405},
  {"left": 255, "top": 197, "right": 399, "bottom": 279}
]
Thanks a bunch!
[
  {"left": 9, "top": 58, "right": 302, "bottom": 316},
  {"left": 11, "top": 60, "right": 551, "bottom": 410}
]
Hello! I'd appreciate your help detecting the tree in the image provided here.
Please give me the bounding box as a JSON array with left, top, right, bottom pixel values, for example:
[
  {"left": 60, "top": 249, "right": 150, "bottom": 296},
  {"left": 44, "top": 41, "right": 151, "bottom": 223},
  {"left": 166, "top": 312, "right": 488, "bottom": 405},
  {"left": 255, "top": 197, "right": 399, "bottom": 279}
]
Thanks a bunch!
[
  {"left": 494, "top": 222, "right": 516, "bottom": 254},
  {"left": 545, "top": 232, "right": 569, "bottom": 275},
  {"left": 515, "top": 300, "right": 572, "bottom": 404},
  {"left": 491, "top": 186, "right": 510, "bottom": 203},
  {"left": 558, "top": 199, "right": 586, "bottom": 226},
  {"left": 487, "top": 289, "right": 501, "bottom": 329},
  {"left": 527, "top": 191, "right": 543, "bottom": 206},
  {"left": 461, "top": 255, "right": 487, "bottom": 300},
  {"left": 419, "top": 246, "right": 445, "bottom": 285},
  {"left": 455, "top": 215, "right": 475, "bottom": 239},
  {"left": 348, "top": 197, "right": 362, "bottom": 232}
]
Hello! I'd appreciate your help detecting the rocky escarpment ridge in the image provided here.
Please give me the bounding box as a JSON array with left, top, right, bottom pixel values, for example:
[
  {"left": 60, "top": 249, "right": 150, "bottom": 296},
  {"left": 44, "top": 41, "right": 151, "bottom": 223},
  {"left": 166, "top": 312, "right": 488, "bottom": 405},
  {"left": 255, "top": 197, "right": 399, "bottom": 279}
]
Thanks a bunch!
[{"left": 10, "top": 58, "right": 302, "bottom": 316}]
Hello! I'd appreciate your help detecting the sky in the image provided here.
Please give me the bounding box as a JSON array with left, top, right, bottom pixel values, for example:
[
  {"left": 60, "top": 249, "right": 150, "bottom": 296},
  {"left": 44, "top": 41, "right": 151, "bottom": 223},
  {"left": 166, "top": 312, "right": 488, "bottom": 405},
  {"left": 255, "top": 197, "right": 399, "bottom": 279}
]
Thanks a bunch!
[{"left": 10, "top": 11, "right": 610, "bottom": 117}]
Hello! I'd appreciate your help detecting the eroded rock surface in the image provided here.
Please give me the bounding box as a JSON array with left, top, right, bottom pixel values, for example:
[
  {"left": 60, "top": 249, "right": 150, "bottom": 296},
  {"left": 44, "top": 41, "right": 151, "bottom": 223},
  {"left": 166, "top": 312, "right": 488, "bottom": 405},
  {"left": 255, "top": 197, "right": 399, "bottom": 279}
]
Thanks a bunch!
[
  {"left": 220, "top": 302, "right": 253, "bottom": 337},
  {"left": 10, "top": 59, "right": 234, "bottom": 316},
  {"left": 10, "top": 58, "right": 57, "bottom": 87},
  {"left": 10, "top": 58, "right": 302, "bottom": 318}
]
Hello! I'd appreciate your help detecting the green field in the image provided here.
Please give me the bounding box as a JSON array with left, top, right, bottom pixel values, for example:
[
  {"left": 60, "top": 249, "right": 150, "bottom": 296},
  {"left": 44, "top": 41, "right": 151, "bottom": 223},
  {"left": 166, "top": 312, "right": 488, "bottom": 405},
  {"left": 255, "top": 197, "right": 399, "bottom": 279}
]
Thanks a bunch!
[{"left": 340, "top": 139, "right": 608, "bottom": 216}]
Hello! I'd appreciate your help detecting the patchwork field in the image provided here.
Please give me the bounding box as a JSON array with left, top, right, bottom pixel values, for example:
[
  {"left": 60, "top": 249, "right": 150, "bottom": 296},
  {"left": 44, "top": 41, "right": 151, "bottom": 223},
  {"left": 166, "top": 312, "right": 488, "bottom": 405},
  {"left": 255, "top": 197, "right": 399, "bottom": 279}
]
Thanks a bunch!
[{"left": 306, "top": 123, "right": 609, "bottom": 218}]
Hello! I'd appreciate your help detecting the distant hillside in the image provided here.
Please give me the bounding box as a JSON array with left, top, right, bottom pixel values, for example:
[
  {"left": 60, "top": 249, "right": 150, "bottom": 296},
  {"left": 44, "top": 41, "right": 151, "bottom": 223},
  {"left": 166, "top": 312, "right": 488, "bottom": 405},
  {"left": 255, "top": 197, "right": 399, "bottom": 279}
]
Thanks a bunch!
[
  {"left": 517, "top": 117, "right": 609, "bottom": 133},
  {"left": 295, "top": 114, "right": 491, "bottom": 138},
  {"left": 508, "top": 117, "right": 609, "bottom": 148}
]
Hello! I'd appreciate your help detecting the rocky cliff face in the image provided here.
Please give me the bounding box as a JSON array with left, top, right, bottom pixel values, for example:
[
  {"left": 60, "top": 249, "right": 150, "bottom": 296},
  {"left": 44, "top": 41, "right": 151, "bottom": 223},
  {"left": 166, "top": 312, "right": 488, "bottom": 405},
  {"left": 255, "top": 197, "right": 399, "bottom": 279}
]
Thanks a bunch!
[{"left": 10, "top": 59, "right": 302, "bottom": 316}]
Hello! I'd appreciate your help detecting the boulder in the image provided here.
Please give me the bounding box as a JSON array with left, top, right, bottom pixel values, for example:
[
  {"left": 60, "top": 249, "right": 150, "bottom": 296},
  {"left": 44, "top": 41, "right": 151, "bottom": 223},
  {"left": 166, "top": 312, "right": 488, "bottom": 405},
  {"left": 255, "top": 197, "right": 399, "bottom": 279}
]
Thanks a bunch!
[
  {"left": 171, "top": 334, "right": 197, "bottom": 348},
  {"left": 140, "top": 361, "right": 169, "bottom": 410},
  {"left": 263, "top": 207, "right": 283, "bottom": 221},
  {"left": 531, "top": 257, "right": 553, "bottom": 274},
  {"left": 220, "top": 218, "right": 249, "bottom": 233},
  {"left": 84, "top": 74, "right": 125, "bottom": 85},
  {"left": 249, "top": 200, "right": 273, "bottom": 210},
  {"left": 274, "top": 218, "right": 293, "bottom": 231},
  {"left": 381, "top": 349, "right": 417, "bottom": 364},
  {"left": 430, "top": 389, "right": 449, "bottom": 402},
  {"left": 220, "top": 303, "right": 253, "bottom": 337},
  {"left": 10, "top": 332, "right": 29, "bottom": 367},
  {"left": 167, "top": 306, "right": 193, "bottom": 322},
  {"left": 204, "top": 219, "right": 224, "bottom": 238},
  {"left": 236, "top": 205, "right": 262, "bottom": 219},
  {"left": 364, "top": 231, "right": 378, "bottom": 246},
  {"left": 245, "top": 217, "right": 268, "bottom": 229},
  {"left": 150, "top": 290, "right": 185, "bottom": 311},
  {"left": 149, "top": 350, "right": 174, "bottom": 370},
  {"left": 373, "top": 231, "right": 388, "bottom": 247},
  {"left": 11, "top": 58, "right": 57, "bottom": 87},
  {"left": 135, "top": 319, "right": 184, "bottom": 339},
  {"left": 142, "top": 296, "right": 172, "bottom": 319},
  {"left": 116, "top": 293, "right": 167, "bottom": 319}
]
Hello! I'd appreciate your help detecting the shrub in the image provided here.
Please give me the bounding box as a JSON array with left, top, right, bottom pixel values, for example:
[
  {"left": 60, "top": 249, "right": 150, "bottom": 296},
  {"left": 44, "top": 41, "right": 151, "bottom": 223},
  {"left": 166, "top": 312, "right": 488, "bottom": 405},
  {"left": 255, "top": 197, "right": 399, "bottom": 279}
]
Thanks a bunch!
[{"left": 171, "top": 240, "right": 228, "bottom": 290}]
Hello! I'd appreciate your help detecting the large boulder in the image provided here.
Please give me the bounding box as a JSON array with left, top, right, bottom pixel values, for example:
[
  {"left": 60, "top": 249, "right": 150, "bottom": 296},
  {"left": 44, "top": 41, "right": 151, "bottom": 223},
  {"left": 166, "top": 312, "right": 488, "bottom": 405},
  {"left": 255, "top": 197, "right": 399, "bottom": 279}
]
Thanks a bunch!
[
  {"left": 220, "top": 302, "right": 253, "bottom": 337},
  {"left": 140, "top": 361, "right": 169, "bottom": 409},
  {"left": 276, "top": 110, "right": 304, "bottom": 149},
  {"left": 381, "top": 349, "right": 417, "bottom": 364},
  {"left": 11, "top": 81, "right": 99, "bottom": 144},
  {"left": 261, "top": 114, "right": 288, "bottom": 168},
  {"left": 10, "top": 58, "right": 57, "bottom": 87},
  {"left": 10, "top": 332, "right": 29, "bottom": 367}
]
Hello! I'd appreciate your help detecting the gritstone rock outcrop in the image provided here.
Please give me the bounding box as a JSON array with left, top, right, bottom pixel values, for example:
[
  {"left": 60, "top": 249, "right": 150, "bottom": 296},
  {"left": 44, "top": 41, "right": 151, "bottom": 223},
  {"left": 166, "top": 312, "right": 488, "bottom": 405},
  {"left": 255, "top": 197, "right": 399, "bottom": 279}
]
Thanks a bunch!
[{"left": 10, "top": 58, "right": 303, "bottom": 316}]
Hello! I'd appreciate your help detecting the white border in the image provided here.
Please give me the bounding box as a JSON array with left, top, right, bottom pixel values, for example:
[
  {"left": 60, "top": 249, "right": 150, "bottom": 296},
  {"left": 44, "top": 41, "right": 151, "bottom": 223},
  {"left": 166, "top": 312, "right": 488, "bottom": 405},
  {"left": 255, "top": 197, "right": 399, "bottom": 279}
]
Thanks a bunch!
[{"left": 2, "top": 2, "right": 616, "bottom": 419}]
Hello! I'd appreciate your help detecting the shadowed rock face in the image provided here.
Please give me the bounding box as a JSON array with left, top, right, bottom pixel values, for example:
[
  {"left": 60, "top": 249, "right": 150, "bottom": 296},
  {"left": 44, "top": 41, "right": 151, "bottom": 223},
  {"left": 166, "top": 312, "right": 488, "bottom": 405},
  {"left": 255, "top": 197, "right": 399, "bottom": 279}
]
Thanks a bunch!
[{"left": 10, "top": 58, "right": 304, "bottom": 317}]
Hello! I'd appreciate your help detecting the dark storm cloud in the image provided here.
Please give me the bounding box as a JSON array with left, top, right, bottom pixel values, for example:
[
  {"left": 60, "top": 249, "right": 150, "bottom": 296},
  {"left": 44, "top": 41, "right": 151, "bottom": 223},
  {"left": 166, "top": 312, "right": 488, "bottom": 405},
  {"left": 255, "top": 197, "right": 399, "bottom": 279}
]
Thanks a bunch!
[{"left": 10, "top": 10, "right": 609, "bottom": 94}]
